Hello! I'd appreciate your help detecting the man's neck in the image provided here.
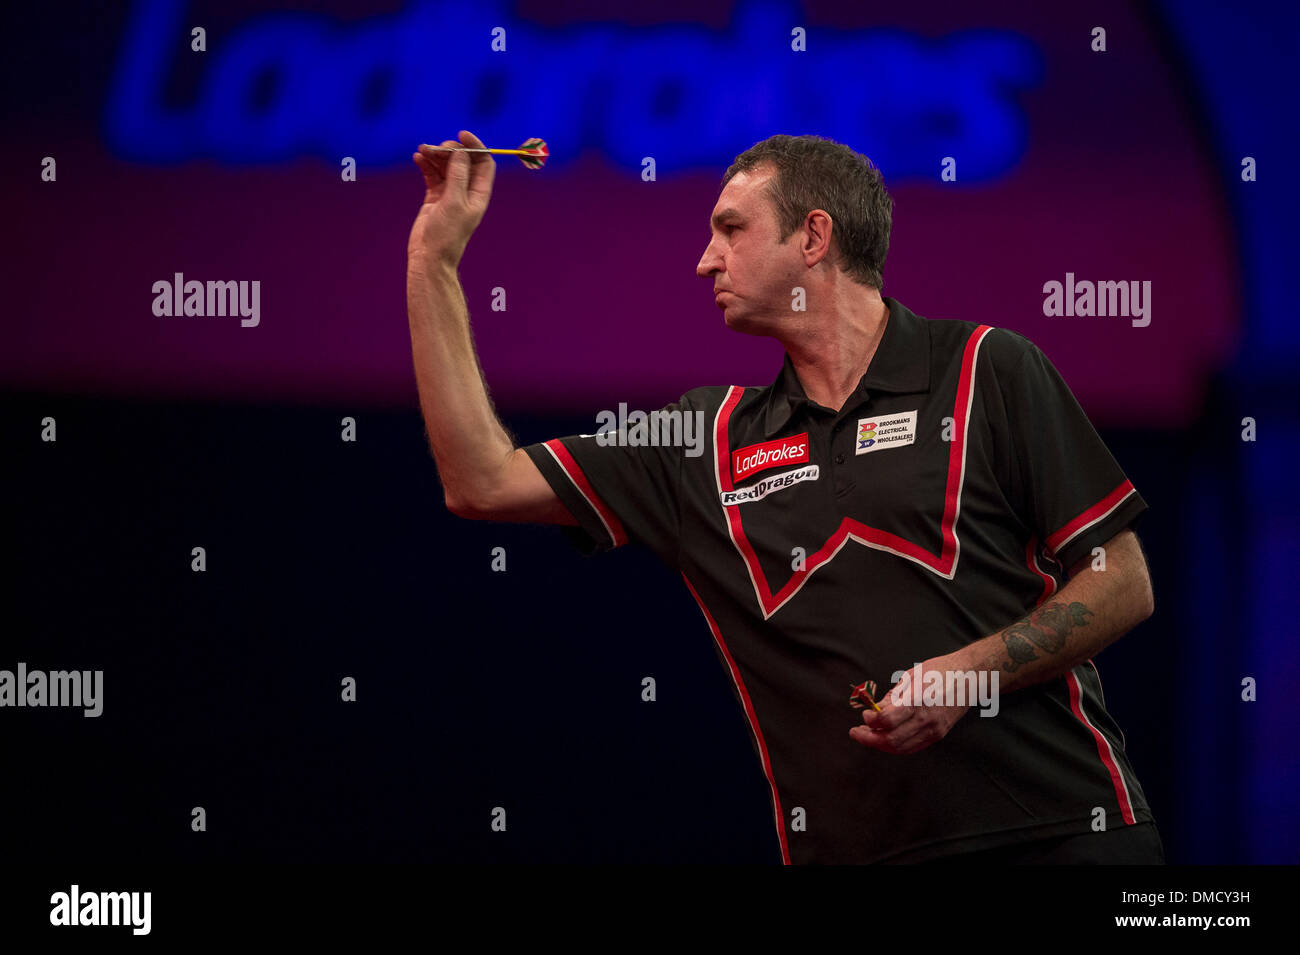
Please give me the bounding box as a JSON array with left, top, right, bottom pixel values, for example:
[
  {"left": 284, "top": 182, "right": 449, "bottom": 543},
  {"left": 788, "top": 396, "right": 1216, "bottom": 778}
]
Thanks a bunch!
[{"left": 780, "top": 296, "right": 890, "bottom": 413}]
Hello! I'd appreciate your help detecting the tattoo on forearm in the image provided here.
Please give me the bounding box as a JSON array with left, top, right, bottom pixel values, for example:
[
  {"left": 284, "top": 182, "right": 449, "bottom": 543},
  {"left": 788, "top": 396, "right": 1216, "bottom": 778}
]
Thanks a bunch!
[
  {"left": 1002, "top": 625, "right": 1040, "bottom": 670},
  {"left": 1000, "top": 601, "right": 1094, "bottom": 673}
]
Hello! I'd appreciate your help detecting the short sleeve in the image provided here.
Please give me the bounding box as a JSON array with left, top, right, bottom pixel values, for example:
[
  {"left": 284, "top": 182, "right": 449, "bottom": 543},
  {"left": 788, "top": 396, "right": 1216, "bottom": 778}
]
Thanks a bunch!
[
  {"left": 1000, "top": 341, "right": 1148, "bottom": 572},
  {"left": 521, "top": 394, "right": 691, "bottom": 568}
]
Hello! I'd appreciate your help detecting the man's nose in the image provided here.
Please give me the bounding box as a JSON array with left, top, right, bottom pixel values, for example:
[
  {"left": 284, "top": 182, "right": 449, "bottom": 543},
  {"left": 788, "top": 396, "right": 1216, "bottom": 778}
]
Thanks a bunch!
[{"left": 696, "top": 244, "right": 719, "bottom": 278}]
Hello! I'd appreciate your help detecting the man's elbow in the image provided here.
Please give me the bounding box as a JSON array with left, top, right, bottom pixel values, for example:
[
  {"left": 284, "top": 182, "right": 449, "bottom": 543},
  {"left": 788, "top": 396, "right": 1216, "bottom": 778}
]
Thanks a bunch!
[
  {"left": 1125, "top": 542, "right": 1155, "bottom": 623},
  {"left": 1131, "top": 534, "right": 1155, "bottom": 621},
  {"left": 445, "top": 488, "right": 491, "bottom": 520},
  {"left": 1135, "top": 567, "right": 1155, "bottom": 621}
]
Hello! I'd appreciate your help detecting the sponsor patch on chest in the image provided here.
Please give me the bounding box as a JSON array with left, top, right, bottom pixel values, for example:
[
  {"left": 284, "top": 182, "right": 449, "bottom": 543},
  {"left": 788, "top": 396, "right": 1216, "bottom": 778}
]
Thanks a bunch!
[
  {"left": 856, "top": 410, "right": 918, "bottom": 455},
  {"left": 720, "top": 465, "right": 820, "bottom": 505},
  {"left": 731, "top": 432, "right": 810, "bottom": 481}
]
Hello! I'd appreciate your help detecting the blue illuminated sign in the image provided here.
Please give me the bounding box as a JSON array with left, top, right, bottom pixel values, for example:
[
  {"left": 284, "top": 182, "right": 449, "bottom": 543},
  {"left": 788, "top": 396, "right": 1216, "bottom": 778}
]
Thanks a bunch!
[{"left": 106, "top": 0, "right": 1042, "bottom": 178}]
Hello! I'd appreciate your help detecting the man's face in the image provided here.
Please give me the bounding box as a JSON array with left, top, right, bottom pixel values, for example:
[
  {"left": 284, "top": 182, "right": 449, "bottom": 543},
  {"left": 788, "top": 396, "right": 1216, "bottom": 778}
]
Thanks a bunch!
[{"left": 696, "top": 165, "right": 803, "bottom": 334}]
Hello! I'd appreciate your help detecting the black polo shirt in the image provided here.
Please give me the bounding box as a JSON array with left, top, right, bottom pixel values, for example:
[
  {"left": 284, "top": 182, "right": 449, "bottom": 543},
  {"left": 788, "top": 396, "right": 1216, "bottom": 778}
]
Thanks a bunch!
[{"left": 522, "top": 296, "right": 1154, "bottom": 864}]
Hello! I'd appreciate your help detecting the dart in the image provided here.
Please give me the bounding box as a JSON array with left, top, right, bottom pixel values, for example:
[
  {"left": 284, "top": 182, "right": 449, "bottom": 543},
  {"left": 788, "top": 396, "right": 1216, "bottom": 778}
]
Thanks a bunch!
[
  {"left": 848, "top": 679, "right": 882, "bottom": 713},
  {"left": 419, "top": 137, "right": 549, "bottom": 169}
]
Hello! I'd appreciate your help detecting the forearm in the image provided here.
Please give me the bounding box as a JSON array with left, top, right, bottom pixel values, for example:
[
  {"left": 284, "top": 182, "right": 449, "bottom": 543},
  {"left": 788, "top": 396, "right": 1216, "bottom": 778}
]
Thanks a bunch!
[
  {"left": 953, "top": 534, "right": 1154, "bottom": 694},
  {"left": 407, "top": 252, "right": 516, "bottom": 509}
]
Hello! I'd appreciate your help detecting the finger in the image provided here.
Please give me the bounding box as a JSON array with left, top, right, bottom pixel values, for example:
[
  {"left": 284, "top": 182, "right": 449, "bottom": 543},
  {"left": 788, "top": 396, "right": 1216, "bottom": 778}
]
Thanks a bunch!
[
  {"left": 439, "top": 138, "right": 472, "bottom": 198},
  {"left": 890, "top": 727, "right": 940, "bottom": 755},
  {"left": 861, "top": 700, "right": 912, "bottom": 734},
  {"left": 851, "top": 719, "right": 928, "bottom": 755},
  {"left": 884, "top": 715, "right": 933, "bottom": 751},
  {"left": 458, "top": 129, "right": 496, "bottom": 201},
  {"left": 849, "top": 725, "right": 890, "bottom": 750},
  {"left": 412, "top": 152, "right": 445, "bottom": 192},
  {"left": 417, "top": 140, "right": 461, "bottom": 173},
  {"left": 855, "top": 709, "right": 903, "bottom": 742},
  {"left": 414, "top": 146, "right": 447, "bottom": 182},
  {"left": 849, "top": 724, "right": 905, "bottom": 754}
]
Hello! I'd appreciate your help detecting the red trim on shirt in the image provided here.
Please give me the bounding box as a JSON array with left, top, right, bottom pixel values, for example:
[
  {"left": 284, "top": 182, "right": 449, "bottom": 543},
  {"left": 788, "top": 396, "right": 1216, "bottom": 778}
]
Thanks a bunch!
[
  {"left": 544, "top": 438, "right": 628, "bottom": 548},
  {"left": 1023, "top": 546, "right": 1137, "bottom": 825},
  {"left": 1025, "top": 537, "right": 1055, "bottom": 607},
  {"left": 716, "top": 325, "right": 994, "bottom": 619},
  {"left": 682, "top": 572, "right": 791, "bottom": 865},
  {"left": 1066, "top": 671, "right": 1138, "bottom": 825},
  {"left": 1045, "top": 479, "right": 1137, "bottom": 557}
]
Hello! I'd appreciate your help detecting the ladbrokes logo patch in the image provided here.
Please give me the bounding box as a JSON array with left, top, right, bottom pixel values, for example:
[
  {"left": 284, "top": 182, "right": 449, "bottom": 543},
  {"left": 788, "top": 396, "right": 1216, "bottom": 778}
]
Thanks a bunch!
[
  {"left": 856, "top": 410, "right": 918, "bottom": 455},
  {"left": 732, "top": 432, "right": 809, "bottom": 481},
  {"left": 720, "top": 465, "right": 820, "bottom": 505}
]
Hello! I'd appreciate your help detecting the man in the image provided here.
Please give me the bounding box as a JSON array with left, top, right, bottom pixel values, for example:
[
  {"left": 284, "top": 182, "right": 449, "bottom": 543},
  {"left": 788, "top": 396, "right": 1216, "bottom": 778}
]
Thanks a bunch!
[{"left": 407, "top": 130, "right": 1165, "bottom": 864}]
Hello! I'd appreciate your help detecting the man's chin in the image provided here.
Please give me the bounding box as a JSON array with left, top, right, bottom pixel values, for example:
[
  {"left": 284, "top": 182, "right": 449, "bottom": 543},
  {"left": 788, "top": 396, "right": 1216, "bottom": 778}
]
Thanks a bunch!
[{"left": 723, "top": 310, "right": 768, "bottom": 337}]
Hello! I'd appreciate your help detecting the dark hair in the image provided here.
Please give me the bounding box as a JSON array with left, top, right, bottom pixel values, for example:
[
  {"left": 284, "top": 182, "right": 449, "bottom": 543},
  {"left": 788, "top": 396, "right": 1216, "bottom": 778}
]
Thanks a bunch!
[{"left": 722, "top": 134, "right": 893, "bottom": 290}]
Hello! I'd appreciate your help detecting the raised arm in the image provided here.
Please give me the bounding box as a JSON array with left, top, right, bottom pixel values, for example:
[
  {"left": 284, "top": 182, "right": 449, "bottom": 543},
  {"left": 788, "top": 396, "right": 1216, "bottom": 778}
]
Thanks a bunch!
[{"left": 407, "top": 130, "right": 575, "bottom": 526}]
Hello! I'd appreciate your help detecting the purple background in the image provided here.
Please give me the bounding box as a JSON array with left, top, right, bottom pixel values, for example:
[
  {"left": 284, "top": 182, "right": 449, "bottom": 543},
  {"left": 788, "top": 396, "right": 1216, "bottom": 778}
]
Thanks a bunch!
[{"left": 7, "top": 0, "right": 1236, "bottom": 425}]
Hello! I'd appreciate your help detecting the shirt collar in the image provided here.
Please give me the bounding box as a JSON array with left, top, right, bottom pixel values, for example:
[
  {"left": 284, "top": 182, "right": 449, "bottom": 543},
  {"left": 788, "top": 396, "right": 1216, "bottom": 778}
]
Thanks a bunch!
[{"left": 761, "top": 296, "right": 931, "bottom": 438}]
